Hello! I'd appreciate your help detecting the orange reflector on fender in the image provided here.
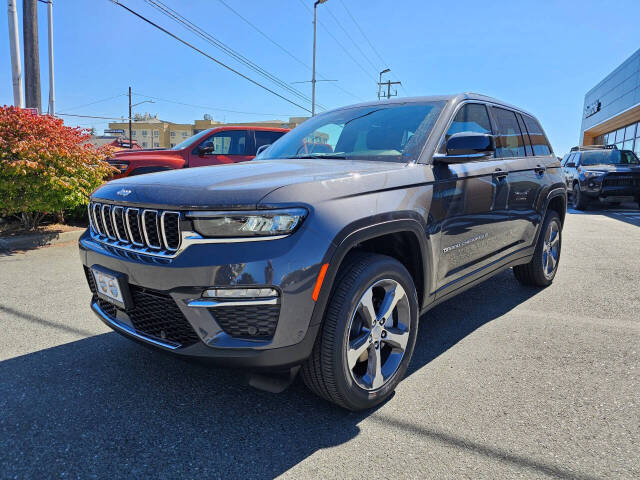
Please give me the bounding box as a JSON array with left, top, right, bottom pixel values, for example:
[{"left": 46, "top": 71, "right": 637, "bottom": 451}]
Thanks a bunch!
[{"left": 312, "top": 263, "right": 329, "bottom": 302}]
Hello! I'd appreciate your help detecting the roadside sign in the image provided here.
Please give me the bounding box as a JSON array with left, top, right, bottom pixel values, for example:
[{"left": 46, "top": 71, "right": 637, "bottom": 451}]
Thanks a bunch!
[
  {"left": 104, "top": 129, "right": 125, "bottom": 134},
  {"left": 23, "top": 107, "right": 38, "bottom": 115}
]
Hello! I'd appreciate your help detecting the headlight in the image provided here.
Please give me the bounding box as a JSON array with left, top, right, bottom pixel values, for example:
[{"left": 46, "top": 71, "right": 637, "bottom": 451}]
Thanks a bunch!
[
  {"left": 583, "top": 170, "right": 606, "bottom": 178},
  {"left": 188, "top": 208, "right": 307, "bottom": 238}
]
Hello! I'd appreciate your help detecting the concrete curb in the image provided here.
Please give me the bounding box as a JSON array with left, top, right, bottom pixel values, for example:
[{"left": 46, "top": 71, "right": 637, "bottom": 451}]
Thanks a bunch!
[{"left": 0, "top": 229, "right": 84, "bottom": 252}]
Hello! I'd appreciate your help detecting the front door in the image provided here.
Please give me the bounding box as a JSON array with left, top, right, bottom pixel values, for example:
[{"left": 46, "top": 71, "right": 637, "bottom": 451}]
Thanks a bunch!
[
  {"left": 189, "top": 130, "right": 252, "bottom": 168},
  {"left": 431, "top": 103, "right": 513, "bottom": 296}
]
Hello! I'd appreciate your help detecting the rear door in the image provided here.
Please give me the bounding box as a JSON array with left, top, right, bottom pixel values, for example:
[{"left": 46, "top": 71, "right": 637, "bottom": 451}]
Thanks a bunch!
[
  {"left": 431, "top": 102, "right": 513, "bottom": 295},
  {"left": 490, "top": 107, "right": 545, "bottom": 248},
  {"left": 189, "top": 129, "right": 252, "bottom": 167}
]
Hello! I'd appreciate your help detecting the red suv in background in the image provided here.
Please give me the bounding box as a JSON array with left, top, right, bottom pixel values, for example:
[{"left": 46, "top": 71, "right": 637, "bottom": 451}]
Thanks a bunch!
[{"left": 108, "top": 126, "right": 289, "bottom": 178}]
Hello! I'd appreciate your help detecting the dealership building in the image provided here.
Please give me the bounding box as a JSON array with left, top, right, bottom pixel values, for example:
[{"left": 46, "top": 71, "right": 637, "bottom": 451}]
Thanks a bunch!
[{"left": 580, "top": 48, "right": 640, "bottom": 156}]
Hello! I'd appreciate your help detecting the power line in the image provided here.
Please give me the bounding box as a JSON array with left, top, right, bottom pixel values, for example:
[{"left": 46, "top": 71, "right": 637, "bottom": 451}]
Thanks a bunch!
[
  {"left": 108, "top": 0, "right": 312, "bottom": 113},
  {"left": 58, "top": 93, "right": 126, "bottom": 113},
  {"left": 323, "top": 4, "right": 379, "bottom": 75},
  {"left": 296, "top": 0, "right": 377, "bottom": 85},
  {"left": 215, "top": 0, "right": 364, "bottom": 102},
  {"left": 145, "top": 0, "right": 326, "bottom": 111},
  {"left": 132, "top": 92, "right": 297, "bottom": 117},
  {"left": 339, "top": 0, "right": 408, "bottom": 96},
  {"left": 57, "top": 113, "right": 124, "bottom": 120}
]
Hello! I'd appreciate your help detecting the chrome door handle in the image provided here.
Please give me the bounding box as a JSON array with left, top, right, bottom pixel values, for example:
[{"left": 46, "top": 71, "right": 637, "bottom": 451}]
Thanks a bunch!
[
  {"left": 534, "top": 164, "right": 546, "bottom": 175},
  {"left": 493, "top": 168, "right": 508, "bottom": 181}
]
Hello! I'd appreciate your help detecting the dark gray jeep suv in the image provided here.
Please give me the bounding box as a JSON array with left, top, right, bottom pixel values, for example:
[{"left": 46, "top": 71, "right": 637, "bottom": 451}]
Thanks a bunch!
[{"left": 80, "top": 93, "right": 566, "bottom": 410}]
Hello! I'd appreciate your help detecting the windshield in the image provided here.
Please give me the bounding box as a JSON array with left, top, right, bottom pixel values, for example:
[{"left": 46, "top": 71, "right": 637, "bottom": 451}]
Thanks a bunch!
[
  {"left": 170, "top": 129, "right": 213, "bottom": 150},
  {"left": 581, "top": 150, "right": 639, "bottom": 166},
  {"left": 260, "top": 101, "right": 445, "bottom": 162}
]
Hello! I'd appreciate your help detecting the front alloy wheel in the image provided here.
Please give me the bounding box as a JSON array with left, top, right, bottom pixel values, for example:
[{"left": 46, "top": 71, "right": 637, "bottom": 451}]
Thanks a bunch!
[
  {"left": 346, "top": 279, "right": 411, "bottom": 391},
  {"left": 301, "top": 252, "right": 418, "bottom": 410}
]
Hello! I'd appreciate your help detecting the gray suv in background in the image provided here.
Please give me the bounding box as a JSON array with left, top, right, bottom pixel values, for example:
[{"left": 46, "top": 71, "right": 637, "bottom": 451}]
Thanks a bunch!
[{"left": 80, "top": 93, "right": 566, "bottom": 410}]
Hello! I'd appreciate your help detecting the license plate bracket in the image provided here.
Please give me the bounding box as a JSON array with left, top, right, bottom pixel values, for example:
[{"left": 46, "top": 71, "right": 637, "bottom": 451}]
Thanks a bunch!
[{"left": 91, "top": 265, "right": 133, "bottom": 310}]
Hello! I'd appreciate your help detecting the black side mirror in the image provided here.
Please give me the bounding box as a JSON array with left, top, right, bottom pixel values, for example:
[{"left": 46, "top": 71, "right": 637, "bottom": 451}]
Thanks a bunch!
[
  {"left": 434, "top": 132, "right": 495, "bottom": 164},
  {"left": 566, "top": 162, "right": 576, "bottom": 168},
  {"left": 198, "top": 144, "right": 215, "bottom": 155}
]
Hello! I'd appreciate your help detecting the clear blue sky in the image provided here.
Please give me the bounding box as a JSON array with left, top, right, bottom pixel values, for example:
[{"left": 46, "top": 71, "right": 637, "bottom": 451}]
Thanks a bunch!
[{"left": 1, "top": 0, "right": 639, "bottom": 155}]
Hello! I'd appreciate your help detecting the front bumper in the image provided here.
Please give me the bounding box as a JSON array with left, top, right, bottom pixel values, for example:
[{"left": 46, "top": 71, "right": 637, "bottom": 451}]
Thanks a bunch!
[
  {"left": 583, "top": 175, "right": 640, "bottom": 199},
  {"left": 79, "top": 222, "right": 331, "bottom": 369}
]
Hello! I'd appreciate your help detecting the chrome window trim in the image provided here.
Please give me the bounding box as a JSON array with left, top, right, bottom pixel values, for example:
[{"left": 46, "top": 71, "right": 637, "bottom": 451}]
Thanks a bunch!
[
  {"left": 101, "top": 204, "right": 117, "bottom": 240},
  {"left": 141, "top": 209, "right": 161, "bottom": 249},
  {"left": 160, "top": 211, "right": 181, "bottom": 251},
  {"left": 111, "top": 206, "right": 128, "bottom": 242},
  {"left": 125, "top": 208, "right": 144, "bottom": 247}
]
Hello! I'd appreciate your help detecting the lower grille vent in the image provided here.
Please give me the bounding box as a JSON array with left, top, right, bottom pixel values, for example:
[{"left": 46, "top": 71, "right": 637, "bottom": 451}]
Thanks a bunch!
[
  {"left": 210, "top": 305, "right": 280, "bottom": 338},
  {"left": 84, "top": 266, "right": 199, "bottom": 347}
]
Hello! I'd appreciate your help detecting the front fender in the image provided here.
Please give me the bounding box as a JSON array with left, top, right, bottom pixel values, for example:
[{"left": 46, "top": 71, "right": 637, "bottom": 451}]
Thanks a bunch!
[{"left": 308, "top": 212, "right": 433, "bottom": 327}]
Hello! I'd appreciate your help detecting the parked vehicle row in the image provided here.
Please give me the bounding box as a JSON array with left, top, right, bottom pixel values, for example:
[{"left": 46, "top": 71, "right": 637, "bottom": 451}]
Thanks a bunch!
[
  {"left": 560, "top": 145, "right": 640, "bottom": 209},
  {"left": 80, "top": 93, "right": 567, "bottom": 410}
]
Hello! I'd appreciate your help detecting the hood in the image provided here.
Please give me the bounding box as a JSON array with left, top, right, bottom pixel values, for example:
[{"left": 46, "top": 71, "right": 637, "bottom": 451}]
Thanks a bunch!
[
  {"left": 581, "top": 164, "right": 640, "bottom": 173},
  {"left": 113, "top": 149, "right": 182, "bottom": 160},
  {"left": 91, "top": 159, "right": 408, "bottom": 209}
]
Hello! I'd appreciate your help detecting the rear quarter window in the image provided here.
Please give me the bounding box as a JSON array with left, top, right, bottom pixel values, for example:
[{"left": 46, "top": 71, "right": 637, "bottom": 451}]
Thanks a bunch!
[{"left": 522, "top": 115, "right": 552, "bottom": 156}]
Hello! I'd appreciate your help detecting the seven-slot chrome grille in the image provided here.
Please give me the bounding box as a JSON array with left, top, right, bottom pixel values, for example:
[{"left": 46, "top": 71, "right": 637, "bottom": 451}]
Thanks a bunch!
[{"left": 88, "top": 201, "right": 181, "bottom": 255}]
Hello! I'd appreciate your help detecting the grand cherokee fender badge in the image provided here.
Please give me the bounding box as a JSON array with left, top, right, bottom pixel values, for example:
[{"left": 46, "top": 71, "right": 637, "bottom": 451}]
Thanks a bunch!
[
  {"left": 443, "top": 232, "right": 488, "bottom": 253},
  {"left": 117, "top": 188, "right": 132, "bottom": 197}
]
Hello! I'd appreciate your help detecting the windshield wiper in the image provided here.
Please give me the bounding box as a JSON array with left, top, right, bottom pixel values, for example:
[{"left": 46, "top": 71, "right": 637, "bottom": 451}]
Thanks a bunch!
[{"left": 286, "top": 153, "right": 348, "bottom": 159}]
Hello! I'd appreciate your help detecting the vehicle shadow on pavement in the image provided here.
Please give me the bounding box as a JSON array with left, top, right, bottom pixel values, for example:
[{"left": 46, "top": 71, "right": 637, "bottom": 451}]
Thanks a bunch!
[
  {"left": 567, "top": 203, "right": 640, "bottom": 227},
  {"left": 1, "top": 271, "right": 549, "bottom": 479}
]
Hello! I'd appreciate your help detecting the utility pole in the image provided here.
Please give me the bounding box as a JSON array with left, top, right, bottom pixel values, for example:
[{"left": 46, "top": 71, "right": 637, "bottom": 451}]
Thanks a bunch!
[
  {"left": 128, "top": 86, "right": 133, "bottom": 149},
  {"left": 46, "top": 0, "right": 54, "bottom": 115},
  {"left": 378, "top": 68, "right": 390, "bottom": 100},
  {"left": 7, "top": 0, "right": 24, "bottom": 107},
  {"left": 377, "top": 68, "right": 401, "bottom": 100},
  {"left": 311, "top": 0, "right": 327, "bottom": 116},
  {"left": 23, "top": 0, "right": 41, "bottom": 112}
]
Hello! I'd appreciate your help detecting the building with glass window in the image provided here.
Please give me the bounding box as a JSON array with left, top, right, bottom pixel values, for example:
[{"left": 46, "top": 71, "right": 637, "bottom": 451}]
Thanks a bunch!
[
  {"left": 106, "top": 114, "right": 309, "bottom": 149},
  {"left": 580, "top": 48, "right": 640, "bottom": 157}
]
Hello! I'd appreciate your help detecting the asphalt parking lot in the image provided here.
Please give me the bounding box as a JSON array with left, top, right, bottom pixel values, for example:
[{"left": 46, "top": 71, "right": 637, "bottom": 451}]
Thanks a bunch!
[{"left": 1, "top": 206, "right": 638, "bottom": 479}]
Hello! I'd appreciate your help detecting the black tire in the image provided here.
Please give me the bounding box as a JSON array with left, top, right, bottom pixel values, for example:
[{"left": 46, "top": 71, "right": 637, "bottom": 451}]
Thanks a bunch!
[
  {"left": 301, "top": 252, "right": 419, "bottom": 411},
  {"left": 572, "top": 183, "right": 588, "bottom": 210},
  {"left": 513, "top": 211, "right": 562, "bottom": 287}
]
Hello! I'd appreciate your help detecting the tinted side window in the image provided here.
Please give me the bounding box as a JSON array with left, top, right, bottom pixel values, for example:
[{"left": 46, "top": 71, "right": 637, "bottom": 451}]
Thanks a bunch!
[
  {"left": 516, "top": 113, "right": 533, "bottom": 156},
  {"left": 255, "top": 130, "right": 286, "bottom": 150},
  {"left": 445, "top": 103, "right": 492, "bottom": 140},
  {"left": 200, "top": 130, "right": 247, "bottom": 155},
  {"left": 492, "top": 107, "right": 525, "bottom": 158},
  {"left": 522, "top": 115, "right": 552, "bottom": 156}
]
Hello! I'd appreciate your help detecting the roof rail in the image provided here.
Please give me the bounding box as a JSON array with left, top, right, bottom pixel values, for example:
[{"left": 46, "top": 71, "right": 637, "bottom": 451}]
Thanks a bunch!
[{"left": 570, "top": 144, "right": 617, "bottom": 152}]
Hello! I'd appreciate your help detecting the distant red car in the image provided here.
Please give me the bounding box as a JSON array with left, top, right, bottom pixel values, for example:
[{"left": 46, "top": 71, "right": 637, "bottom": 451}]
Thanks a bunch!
[{"left": 108, "top": 126, "right": 289, "bottom": 178}]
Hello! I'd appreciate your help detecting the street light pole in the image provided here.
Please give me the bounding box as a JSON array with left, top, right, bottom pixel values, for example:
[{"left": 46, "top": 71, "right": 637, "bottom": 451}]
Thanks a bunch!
[
  {"left": 46, "top": 0, "right": 55, "bottom": 115},
  {"left": 311, "top": 0, "right": 327, "bottom": 116},
  {"left": 7, "top": 0, "right": 24, "bottom": 107}
]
